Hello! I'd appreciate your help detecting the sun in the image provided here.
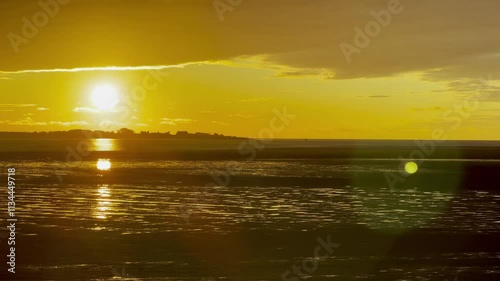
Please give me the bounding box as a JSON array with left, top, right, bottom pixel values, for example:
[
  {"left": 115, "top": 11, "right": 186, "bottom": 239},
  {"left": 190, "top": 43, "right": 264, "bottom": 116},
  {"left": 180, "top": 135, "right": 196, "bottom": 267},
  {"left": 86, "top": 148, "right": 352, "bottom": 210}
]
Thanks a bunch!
[{"left": 91, "top": 84, "right": 119, "bottom": 110}]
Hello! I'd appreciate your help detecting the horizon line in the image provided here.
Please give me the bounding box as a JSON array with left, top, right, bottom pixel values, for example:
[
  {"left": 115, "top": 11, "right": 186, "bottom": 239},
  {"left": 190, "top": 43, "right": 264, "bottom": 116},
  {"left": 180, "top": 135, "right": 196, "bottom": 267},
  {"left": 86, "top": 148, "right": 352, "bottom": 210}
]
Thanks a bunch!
[{"left": 0, "top": 131, "right": 499, "bottom": 142}]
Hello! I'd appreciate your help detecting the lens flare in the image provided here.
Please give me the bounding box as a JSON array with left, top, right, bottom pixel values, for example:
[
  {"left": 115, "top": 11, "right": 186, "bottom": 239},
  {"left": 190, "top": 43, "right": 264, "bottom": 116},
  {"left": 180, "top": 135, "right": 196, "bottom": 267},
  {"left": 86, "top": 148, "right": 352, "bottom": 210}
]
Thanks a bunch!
[{"left": 405, "top": 161, "right": 418, "bottom": 174}]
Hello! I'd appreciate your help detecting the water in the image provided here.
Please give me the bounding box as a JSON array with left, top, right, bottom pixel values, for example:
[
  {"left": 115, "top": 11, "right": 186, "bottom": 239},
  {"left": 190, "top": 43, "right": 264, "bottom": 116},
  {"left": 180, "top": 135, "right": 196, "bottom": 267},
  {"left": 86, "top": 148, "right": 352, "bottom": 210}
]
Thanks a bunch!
[{"left": 0, "top": 139, "right": 499, "bottom": 280}]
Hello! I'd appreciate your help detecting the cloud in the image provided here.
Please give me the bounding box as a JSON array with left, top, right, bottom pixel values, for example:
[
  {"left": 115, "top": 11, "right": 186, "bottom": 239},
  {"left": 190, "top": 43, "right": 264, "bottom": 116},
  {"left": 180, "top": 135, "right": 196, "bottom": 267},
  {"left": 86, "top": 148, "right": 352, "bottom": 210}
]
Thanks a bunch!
[
  {"left": 357, "top": 95, "right": 390, "bottom": 99},
  {"left": 160, "top": 118, "right": 196, "bottom": 126},
  {"left": 0, "top": 104, "right": 36, "bottom": 108},
  {"left": 1, "top": 0, "right": 499, "bottom": 84},
  {"left": 237, "top": 97, "right": 274, "bottom": 103},
  {"left": 0, "top": 63, "right": 195, "bottom": 75},
  {"left": 49, "top": 121, "right": 89, "bottom": 127},
  {"left": 410, "top": 107, "right": 445, "bottom": 112},
  {"left": 433, "top": 75, "right": 500, "bottom": 101},
  {"left": 100, "top": 121, "right": 129, "bottom": 128},
  {"left": 274, "top": 69, "right": 325, "bottom": 78},
  {"left": 73, "top": 107, "right": 99, "bottom": 113},
  {"left": 37, "top": 107, "right": 50, "bottom": 111},
  {"left": 228, "top": 112, "right": 255, "bottom": 119},
  {"left": 211, "top": 121, "right": 229, "bottom": 127},
  {"left": 9, "top": 117, "right": 47, "bottom": 126}
]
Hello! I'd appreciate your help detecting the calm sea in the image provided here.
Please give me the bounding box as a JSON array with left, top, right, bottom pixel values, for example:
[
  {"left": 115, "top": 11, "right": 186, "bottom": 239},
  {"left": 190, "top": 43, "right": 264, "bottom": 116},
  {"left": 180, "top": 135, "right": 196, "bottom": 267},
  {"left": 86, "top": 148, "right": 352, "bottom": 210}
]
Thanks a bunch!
[{"left": 0, "top": 139, "right": 499, "bottom": 280}]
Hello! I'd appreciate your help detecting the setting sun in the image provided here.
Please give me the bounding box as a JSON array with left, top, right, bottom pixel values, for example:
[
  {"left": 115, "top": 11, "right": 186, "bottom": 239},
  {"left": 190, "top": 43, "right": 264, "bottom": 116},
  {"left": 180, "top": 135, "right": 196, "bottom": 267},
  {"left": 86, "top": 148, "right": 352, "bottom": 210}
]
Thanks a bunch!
[{"left": 91, "top": 84, "right": 119, "bottom": 111}]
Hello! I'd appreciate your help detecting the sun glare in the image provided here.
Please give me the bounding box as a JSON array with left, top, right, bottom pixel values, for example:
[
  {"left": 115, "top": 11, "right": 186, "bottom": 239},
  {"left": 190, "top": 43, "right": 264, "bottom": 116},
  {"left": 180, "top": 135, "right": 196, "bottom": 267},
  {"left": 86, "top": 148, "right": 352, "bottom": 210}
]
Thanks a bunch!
[{"left": 91, "top": 84, "right": 119, "bottom": 110}]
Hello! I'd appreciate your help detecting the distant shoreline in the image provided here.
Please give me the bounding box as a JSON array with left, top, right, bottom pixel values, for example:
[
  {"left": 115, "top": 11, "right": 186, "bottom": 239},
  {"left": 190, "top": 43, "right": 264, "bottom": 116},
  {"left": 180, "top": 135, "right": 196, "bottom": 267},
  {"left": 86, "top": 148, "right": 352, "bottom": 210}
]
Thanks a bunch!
[
  {"left": 0, "top": 129, "right": 246, "bottom": 140},
  {"left": 1, "top": 131, "right": 500, "bottom": 146},
  {"left": 1, "top": 129, "right": 500, "bottom": 141}
]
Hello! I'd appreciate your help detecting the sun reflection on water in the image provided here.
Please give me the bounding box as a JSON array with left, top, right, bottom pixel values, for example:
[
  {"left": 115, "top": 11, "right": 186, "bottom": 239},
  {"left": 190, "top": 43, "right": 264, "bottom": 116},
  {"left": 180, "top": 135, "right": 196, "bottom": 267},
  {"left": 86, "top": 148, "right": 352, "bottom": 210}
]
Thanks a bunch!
[
  {"left": 97, "top": 159, "right": 111, "bottom": 171},
  {"left": 92, "top": 138, "right": 116, "bottom": 151},
  {"left": 94, "top": 184, "right": 112, "bottom": 220}
]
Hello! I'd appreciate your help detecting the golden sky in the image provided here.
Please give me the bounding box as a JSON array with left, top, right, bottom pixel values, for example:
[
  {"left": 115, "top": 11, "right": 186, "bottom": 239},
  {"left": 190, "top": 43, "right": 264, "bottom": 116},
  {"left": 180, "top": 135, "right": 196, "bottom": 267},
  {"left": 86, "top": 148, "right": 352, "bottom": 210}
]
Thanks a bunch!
[{"left": 1, "top": 0, "right": 500, "bottom": 139}]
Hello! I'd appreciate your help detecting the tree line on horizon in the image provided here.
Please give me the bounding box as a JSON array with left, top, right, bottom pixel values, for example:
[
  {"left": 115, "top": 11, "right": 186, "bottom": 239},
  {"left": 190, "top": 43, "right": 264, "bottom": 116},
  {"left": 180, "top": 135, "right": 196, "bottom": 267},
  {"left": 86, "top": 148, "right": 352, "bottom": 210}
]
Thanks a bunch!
[{"left": 0, "top": 128, "right": 244, "bottom": 139}]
